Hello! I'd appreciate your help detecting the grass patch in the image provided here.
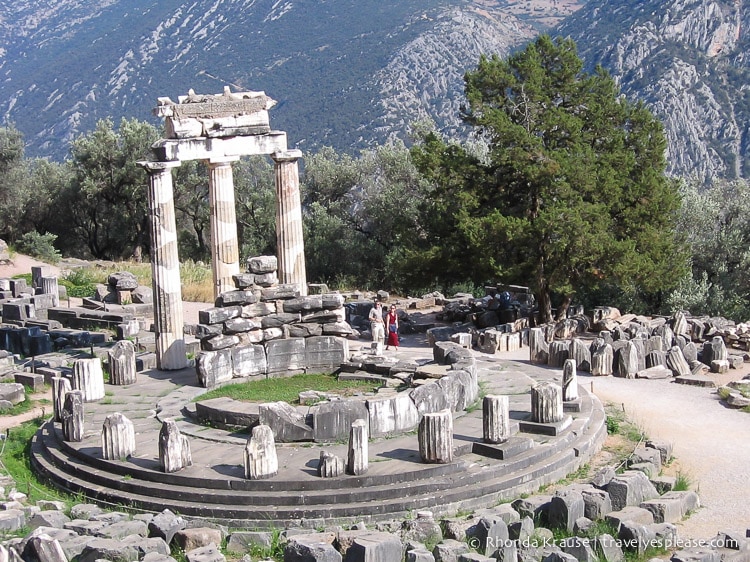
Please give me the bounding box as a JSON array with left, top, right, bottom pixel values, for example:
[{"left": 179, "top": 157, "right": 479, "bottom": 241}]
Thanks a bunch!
[
  {"left": 0, "top": 419, "right": 70, "bottom": 506},
  {"left": 673, "top": 470, "right": 692, "bottom": 491},
  {"left": 180, "top": 260, "right": 213, "bottom": 303},
  {"left": 196, "top": 373, "right": 381, "bottom": 404}
]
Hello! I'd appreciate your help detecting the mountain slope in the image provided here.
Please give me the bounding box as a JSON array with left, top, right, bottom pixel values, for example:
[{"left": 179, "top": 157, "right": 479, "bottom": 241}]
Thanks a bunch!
[
  {"left": 557, "top": 0, "right": 750, "bottom": 182},
  {"left": 0, "top": 0, "right": 557, "bottom": 160}
]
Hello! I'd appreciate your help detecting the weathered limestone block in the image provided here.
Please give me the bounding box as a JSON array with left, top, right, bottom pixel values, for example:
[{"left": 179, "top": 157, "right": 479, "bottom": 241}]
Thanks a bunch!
[
  {"left": 645, "top": 349, "right": 666, "bottom": 369},
  {"left": 418, "top": 409, "right": 453, "bottom": 463},
  {"left": 636, "top": 365, "right": 672, "bottom": 379},
  {"left": 433, "top": 539, "right": 470, "bottom": 561},
  {"left": 318, "top": 451, "right": 345, "bottom": 478},
  {"left": 78, "top": 535, "right": 170, "bottom": 562},
  {"left": 614, "top": 341, "right": 639, "bottom": 378},
  {"left": 451, "top": 332, "right": 472, "bottom": 349},
  {"left": 402, "top": 510, "right": 443, "bottom": 547},
  {"left": 591, "top": 343, "right": 614, "bottom": 376},
  {"left": 266, "top": 338, "right": 306, "bottom": 374},
  {"left": 470, "top": 515, "right": 509, "bottom": 557},
  {"left": 606, "top": 471, "right": 659, "bottom": 511},
  {"left": 0, "top": 382, "right": 25, "bottom": 407},
  {"left": 569, "top": 339, "right": 591, "bottom": 372},
  {"left": 711, "top": 359, "right": 729, "bottom": 373},
  {"left": 483, "top": 394, "right": 510, "bottom": 444},
  {"left": 259, "top": 401, "right": 312, "bottom": 442},
  {"left": 247, "top": 255, "right": 277, "bottom": 274},
  {"left": 666, "top": 346, "right": 691, "bottom": 377},
  {"left": 306, "top": 336, "right": 349, "bottom": 371},
  {"left": 62, "top": 391, "right": 84, "bottom": 442},
  {"left": 216, "top": 290, "right": 257, "bottom": 307},
  {"left": 244, "top": 424, "right": 278, "bottom": 480},
  {"left": 202, "top": 334, "right": 241, "bottom": 351},
  {"left": 581, "top": 488, "right": 612, "bottom": 520},
  {"left": 654, "top": 324, "right": 675, "bottom": 351},
  {"left": 531, "top": 381, "right": 563, "bottom": 424},
  {"left": 547, "top": 341, "right": 569, "bottom": 368},
  {"left": 367, "top": 393, "right": 419, "bottom": 437},
  {"left": 346, "top": 532, "right": 403, "bottom": 562},
  {"left": 196, "top": 349, "right": 233, "bottom": 388},
  {"left": 529, "top": 328, "right": 549, "bottom": 364},
  {"left": 477, "top": 330, "right": 501, "bottom": 354},
  {"left": 231, "top": 344, "right": 267, "bottom": 378},
  {"left": 410, "top": 383, "right": 450, "bottom": 417},
  {"left": 159, "top": 419, "right": 192, "bottom": 473},
  {"left": 562, "top": 359, "right": 579, "bottom": 401},
  {"left": 548, "top": 490, "right": 585, "bottom": 532},
  {"left": 101, "top": 413, "right": 136, "bottom": 460},
  {"left": 639, "top": 491, "right": 700, "bottom": 523},
  {"left": 148, "top": 509, "right": 186, "bottom": 545},
  {"left": 347, "top": 418, "right": 368, "bottom": 476},
  {"left": 561, "top": 536, "right": 598, "bottom": 562},
  {"left": 284, "top": 533, "right": 341, "bottom": 562},
  {"left": 199, "top": 306, "right": 242, "bottom": 325},
  {"left": 313, "top": 400, "right": 369, "bottom": 442},
  {"left": 702, "top": 335, "right": 728, "bottom": 366},
  {"left": 108, "top": 340, "right": 137, "bottom": 385},
  {"left": 173, "top": 527, "right": 223, "bottom": 553},
  {"left": 22, "top": 533, "right": 68, "bottom": 562},
  {"left": 72, "top": 358, "right": 105, "bottom": 402}
]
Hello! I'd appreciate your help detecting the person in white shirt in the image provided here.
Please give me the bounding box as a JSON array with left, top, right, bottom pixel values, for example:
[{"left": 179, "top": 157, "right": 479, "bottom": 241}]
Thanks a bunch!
[{"left": 368, "top": 300, "right": 385, "bottom": 345}]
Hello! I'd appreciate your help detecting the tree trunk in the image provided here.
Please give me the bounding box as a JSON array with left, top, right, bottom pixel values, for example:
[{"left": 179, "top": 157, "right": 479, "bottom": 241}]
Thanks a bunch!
[
  {"left": 537, "top": 257, "right": 553, "bottom": 324},
  {"left": 556, "top": 294, "right": 572, "bottom": 321}
]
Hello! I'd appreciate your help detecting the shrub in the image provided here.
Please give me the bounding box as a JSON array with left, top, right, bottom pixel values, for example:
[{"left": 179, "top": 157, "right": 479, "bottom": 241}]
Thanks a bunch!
[{"left": 15, "top": 232, "right": 62, "bottom": 264}]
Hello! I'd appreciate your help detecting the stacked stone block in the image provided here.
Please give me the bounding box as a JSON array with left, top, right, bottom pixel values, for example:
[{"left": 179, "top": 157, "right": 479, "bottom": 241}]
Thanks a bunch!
[{"left": 195, "top": 255, "right": 351, "bottom": 387}]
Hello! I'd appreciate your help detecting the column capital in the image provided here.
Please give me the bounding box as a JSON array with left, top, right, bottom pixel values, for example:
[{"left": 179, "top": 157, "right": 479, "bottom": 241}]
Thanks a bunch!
[
  {"left": 206, "top": 156, "right": 240, "bottom": 166},
  {"left": 271, "top": 149, "right": 303, "bottom": 163},
  {"left": 137, "top": 160, "right": 182, "bottom": 172}
]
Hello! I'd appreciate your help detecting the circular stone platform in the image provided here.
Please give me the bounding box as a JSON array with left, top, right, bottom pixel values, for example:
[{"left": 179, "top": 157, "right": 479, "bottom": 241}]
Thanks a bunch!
[{"left": 30, "top": 340, "right": 606, "bottom": 529}]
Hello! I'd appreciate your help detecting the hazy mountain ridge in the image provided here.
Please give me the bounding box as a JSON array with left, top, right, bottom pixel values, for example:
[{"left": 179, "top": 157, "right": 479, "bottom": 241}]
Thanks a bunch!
[
  {"left": 558, "top": 0, "right": 750, "bottom": 182},
  {"left": 0, "top": 0, "right": 563, "bottom": 159}
]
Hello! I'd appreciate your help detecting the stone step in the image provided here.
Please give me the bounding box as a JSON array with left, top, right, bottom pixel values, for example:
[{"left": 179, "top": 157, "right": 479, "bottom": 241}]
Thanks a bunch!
[{"left": 32, "top": 414, "right": 602, "bottom": 528}]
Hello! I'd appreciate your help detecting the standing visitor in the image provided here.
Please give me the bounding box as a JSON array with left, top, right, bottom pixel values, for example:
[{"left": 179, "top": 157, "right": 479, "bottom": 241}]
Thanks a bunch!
[
  {"left": 386, "top": 305, "right": 399, "bottom": 351},
  {"left": 368, "top": 300, "right": 385, "bottom": 346}
]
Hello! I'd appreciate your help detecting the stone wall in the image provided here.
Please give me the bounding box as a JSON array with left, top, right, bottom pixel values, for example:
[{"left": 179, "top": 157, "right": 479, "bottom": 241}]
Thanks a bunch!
[{"left": 195, "top": 256, "right": 353, "bottom": 387}]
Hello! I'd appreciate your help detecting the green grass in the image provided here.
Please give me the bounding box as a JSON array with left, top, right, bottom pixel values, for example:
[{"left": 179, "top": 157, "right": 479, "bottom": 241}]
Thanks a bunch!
[
  {"left": 196, "top": 373, "right": 381, "bottom": 404},
  {"left": 673, "top": 470, "right": 692, "bottom": 491},
  {"left": 0, "top": 419, "right": 70, "bottom": 506}
]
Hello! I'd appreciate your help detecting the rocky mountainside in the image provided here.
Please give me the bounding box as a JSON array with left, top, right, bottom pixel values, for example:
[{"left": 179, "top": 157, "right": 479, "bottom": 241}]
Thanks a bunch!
[
  {"left": 558, "top": 0, "right": 750, "bottom": 182},
  {"left": 0, "top": 0, "right": 573, "bottom": 160}
]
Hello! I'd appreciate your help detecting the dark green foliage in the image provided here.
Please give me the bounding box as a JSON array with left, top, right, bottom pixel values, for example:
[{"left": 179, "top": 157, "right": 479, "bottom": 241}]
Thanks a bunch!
[
  {"left": 15, "top": 232, "right": 62, "bottom": 264},
  {"left": 56, "top": 118, "right": 160, "bottom": 260},
  {"left": 411, "top": 36, "right": 686, "bottom": 320}
]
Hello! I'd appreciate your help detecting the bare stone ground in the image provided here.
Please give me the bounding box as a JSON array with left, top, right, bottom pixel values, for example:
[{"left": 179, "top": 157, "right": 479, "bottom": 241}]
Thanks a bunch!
[{"left": 2, "top": 254, "right": 748, "bottom": 540}]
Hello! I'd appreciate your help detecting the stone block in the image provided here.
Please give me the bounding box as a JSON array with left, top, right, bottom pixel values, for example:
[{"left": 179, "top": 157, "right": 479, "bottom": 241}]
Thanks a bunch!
[
  {"left": 259, "top": 401, "right": 312, "bottom": 442},
  {"left": 198, "top": 306, "right": 242, "bottom": 325},
  {"left": 196, "top": 349, "right": 233, "bottom": 388},
  {"left": 433, "top": 539, "right": 470, "bottom": 562},
  {"left": 639, "top": 491, "right": 700, "bottom": 523},
  {"left": 306, "top": 336, "right": 348, "bottom": 371},
  {"left": 266, "top": 338, "right": 306, "bottom": 374},
  {"left": 148, "top": 509, "right": 186, "bottom": 545},
  {"left": 581, "top": 488, "right": 612, "bottom": 520},
  {"left": 231, "top": 343, "right": 267, "bottom": 377},
  {"left": 216, "top": 290, "right": 257, "bottom": 306},
  {"left": 0, "top": 382, "right": 26, "bottom": 404},
  {"left": 0, "top": 509, "right": 26, "bottom": 531},
  {"left": 173, "top": 527, "right": 223, "bottom": 552},
  {"left": 313, "top": 400, "right": 369, "bottom": 442},
  {"left": 226, "top": 530, "right": 273, "bottom": 553},
  {"left": 284, "top": 533, "right": 341, "bottom": 562},
  {"left": 410, "top": 383, "right": 450, "bottom": 417},
  {"left": 605, "top": 506, "right": 655, "bottom": 529},
  {"left": 548, "top": 490, "right": 585, "bottom": 532},
  {"left": 346, "top": 532, "right": 402, "bottom": 562},
  {"left": 367, "top": 393, "right": 419, "bottom": 437},
  {"left": 606, "top": 470, "right": 659, "bottom": 511}
]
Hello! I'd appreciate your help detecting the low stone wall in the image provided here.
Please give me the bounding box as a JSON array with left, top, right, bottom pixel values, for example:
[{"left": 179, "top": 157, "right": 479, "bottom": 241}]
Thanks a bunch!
[
  {"left": 195, "top": 339, "right": 480, "bottom": 443},
  {"left": 195, "top": 256, "right": 353, "bottom": 387}
]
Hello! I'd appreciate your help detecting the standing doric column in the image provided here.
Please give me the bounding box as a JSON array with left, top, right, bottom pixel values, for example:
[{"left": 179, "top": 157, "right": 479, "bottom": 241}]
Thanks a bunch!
[
  {"left": 272, "top": 150, "right": 307, "bottom": 296},
  {"left": 207, "top": 157, "right": 241, "bottom": 297},
  {"left": 139, "top": 160, "right": 187, "bottom": 371}
]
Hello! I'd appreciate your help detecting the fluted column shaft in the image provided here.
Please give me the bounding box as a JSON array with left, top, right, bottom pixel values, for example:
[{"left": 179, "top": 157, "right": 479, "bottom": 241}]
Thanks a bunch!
[
  {"left": 272, "top": 150, "right": 307, "bottom": 296},
  {"left": 141, "top": 161, "right": 186, "bottom": 371},
  {"left": 207, "top": 158, "right": 241, "bottom": 297}
]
